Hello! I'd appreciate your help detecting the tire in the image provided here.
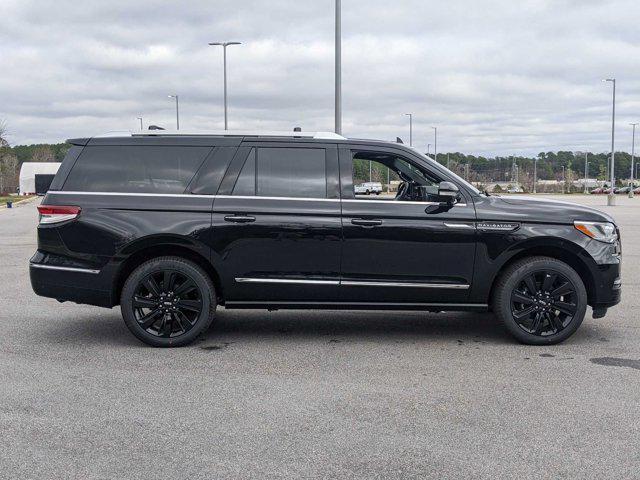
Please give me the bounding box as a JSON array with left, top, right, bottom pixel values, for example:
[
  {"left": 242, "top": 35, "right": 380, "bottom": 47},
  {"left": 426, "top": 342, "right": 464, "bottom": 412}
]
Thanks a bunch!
[
  {"left": 121, "top": 256, "right": 216, "bottom": 347},
  {"left": 365, "top": 190, "right": 370, "bottom": 195},
  {"left": 493, "top": 256, "right": 587, "bottom": 345}
]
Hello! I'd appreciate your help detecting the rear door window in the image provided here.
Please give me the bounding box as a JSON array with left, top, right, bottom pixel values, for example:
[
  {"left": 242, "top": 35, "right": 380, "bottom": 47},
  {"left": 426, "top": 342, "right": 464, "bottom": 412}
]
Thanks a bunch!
[
  {"left": 232, "top": 147, "right": 327, "bottom": 198},
  {"left": 63, "top": 146, "right": 211, "bottom": 193}
]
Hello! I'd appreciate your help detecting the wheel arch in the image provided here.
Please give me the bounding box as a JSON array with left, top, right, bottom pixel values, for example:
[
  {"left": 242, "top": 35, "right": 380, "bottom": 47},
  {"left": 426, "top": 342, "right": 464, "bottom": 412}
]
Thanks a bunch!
[
  {"left": 487, "top": 242, "right": 598, "bottom": 309},
  {"left": 111, "top": 238, "right": 224, "bottom": 306}
]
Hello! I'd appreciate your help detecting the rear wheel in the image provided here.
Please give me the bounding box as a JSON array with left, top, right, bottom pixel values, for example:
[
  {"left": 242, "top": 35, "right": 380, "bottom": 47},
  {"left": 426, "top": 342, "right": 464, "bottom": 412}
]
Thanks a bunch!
[
  {"left": 493, "top": 256, "right": 587, "bottom": 345},
  {"left": 121, "top": 256, "right": 216, "bottom": 347}
]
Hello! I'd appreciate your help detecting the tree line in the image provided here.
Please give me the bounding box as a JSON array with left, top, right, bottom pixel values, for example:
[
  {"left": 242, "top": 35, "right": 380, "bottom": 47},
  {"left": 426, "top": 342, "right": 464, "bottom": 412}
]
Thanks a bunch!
[
  {"left": 0, "top": 120, "right": 637, "bottom": 194},
  {"left": 0, "top": 123, "right": 69, "bottom": 194}
]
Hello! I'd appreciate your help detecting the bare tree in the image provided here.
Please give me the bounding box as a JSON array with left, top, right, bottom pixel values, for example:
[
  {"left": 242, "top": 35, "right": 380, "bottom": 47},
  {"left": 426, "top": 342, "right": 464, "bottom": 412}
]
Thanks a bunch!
[
  {"left": 0, "top": 119, "right": 8, "bottom": 148},
  {"left": 0, "top": 152, "right": 19, "bottom": 195},
  {"left": 31, "top": 145, "right": 55, "bottom": 162}
]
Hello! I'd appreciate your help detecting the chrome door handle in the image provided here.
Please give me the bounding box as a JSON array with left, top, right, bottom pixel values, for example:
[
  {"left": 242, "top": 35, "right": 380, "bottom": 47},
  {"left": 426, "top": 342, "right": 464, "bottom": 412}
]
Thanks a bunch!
[
  {"left": 224, "top": 215, "right": 256, "bottom": 223},
  {"left": 351, "top": 218, "right": 383, "bottom": 227}
]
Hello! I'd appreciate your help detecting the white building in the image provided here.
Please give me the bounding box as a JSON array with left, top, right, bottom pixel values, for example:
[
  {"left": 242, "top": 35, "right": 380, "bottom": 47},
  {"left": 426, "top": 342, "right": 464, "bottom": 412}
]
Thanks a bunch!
[{"left": 19, "top": 162, "right": 61, "bottom": 195}]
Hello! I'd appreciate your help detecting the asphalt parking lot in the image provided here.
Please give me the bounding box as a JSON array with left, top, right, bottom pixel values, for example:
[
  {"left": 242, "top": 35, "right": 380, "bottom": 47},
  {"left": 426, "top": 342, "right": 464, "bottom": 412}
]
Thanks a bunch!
[{"left": 1, "top": 195, "right": 638, "bottom": 479}]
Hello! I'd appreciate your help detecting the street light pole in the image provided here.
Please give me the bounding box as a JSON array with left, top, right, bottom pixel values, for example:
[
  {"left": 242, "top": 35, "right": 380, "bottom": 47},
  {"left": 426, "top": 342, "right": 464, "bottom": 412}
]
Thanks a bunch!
[
  {"left": 209, "top": 41, "right": 242, "bottom": 130},
  {"left": 603, "top": 78, "right": 616, "bottom": 205},
  {"left": 405, "top": 114, "right": 413, "bottom": 146},
  {"left": 431, "top": 126, "right": 437, "bottom": 161},
  {"left": 533, "top": 156, "right": 537, "bottom": 193},
  {"left": 584, "top": 152, "right": 589, "bottom": 194},
  {"left": 137, "top": 117, "right": 143, "bottom": 131},
  {"left": 335, "top": 0, "right": 342, "bottom": 135},
  {"left": 427, "top": 144, "right": 431, "bottom": 156},
  {"left": 168, "top": 95, "right": 179, "bottom": 130},
  {"left": 561, "top": 166, "right": 565, "bottom": 194},
  {"left": 630, "top": 123, "right": 638, "bottom": 198}
]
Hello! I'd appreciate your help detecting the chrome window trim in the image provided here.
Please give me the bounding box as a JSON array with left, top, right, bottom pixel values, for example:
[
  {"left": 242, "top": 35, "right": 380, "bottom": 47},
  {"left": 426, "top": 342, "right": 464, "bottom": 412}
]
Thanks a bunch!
[
  {"left": 217, "top": 195, "right": 339, "bottom": 202},
  {"left": 30, "top": 263, "right": 100, "bottom": 274},
  {"left": 48, "top": 191, "right": 468, "bottom": 206},
  {"left": 235, "top": 277, "right": 469, "bottom": 289},
  {"left": 48, "top": 191, "right": 216, "bottom": 199}
]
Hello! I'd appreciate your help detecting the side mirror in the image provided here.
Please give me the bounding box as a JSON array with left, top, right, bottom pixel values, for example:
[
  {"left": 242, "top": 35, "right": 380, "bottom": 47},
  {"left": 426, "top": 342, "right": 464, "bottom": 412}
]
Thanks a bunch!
[{"left": 437, "top": 181, "right": 459, "bottom": 202}]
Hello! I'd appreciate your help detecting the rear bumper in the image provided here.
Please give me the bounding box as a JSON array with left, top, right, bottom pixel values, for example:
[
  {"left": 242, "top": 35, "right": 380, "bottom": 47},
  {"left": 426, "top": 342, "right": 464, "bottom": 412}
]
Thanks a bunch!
[{"left": 29, "top": 257, "right": 113, "bottom": 308}]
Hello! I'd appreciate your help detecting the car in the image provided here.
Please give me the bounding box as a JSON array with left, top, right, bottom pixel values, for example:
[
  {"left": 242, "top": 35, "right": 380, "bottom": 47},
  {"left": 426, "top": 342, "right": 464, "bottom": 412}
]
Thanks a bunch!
[
  {"left": 590, "top": 187, "right": 604, "bottom": 194},
  {"left": 354, "top": 181, "right": 383, "bottom": 195},
  {"left": 634, "top": 186, "right": 640, "bottom": 194},
  {"left": 30, "top": 130, "right": 622, "bottom": 347},
  {"left": 614, "top": 186, "right": 631, "bottom": 194}
]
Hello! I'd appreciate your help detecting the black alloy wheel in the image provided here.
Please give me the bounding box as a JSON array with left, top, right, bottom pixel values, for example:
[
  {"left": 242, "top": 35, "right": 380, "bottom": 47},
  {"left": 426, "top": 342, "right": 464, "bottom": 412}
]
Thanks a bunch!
[
  {"left": 510, "top": 270, "right": 577, "bottom": 336},
  {"left": 132, "top": 270, "right": 202, "bottom": 338},
  {"left": 121, "top": 257, "right": 216, "bottom": 347},
  {"left": 493, "top": 256, "right": 587, "bottom": 345}
]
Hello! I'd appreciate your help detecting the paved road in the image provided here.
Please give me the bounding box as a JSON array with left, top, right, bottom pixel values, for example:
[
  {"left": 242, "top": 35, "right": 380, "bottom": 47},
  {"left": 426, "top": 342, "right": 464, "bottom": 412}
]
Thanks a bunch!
[{"left": 1, "top": 196, "right": 638, "bottom": 479}]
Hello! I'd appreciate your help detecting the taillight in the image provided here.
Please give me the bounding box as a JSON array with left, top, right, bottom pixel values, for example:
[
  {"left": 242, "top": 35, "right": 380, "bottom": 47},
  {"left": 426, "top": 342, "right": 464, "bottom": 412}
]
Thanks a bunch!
[{"left": 37, "top": 205, "right": 81, "bottom": 224}]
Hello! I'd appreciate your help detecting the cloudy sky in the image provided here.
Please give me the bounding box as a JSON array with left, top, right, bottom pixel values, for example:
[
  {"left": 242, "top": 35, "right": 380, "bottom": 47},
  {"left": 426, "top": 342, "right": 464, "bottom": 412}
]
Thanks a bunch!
[{"left": 1, "top": 0, "right": 639, "bottom": 155}]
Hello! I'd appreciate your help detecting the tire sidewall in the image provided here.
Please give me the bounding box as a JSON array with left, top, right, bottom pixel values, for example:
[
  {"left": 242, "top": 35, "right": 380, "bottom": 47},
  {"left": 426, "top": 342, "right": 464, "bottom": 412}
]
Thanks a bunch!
[
  {"left": 121, "top": 257, "right": 215, "bottom": 347},
  {"left": 496, "top": 258, "right": 587, "bottom": 345}
]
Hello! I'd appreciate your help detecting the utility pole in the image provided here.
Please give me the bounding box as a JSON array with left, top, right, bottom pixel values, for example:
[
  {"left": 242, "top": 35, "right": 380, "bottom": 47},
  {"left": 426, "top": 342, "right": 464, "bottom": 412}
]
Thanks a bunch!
[
  {"left": 427, "top": 144, "right": 431, "bottom": 156},
  {"left": 334, "top": 0, "right": 342, "bottom": 135},
  {"left": 603, "top": 78, "right": 616, "bottom": 205},
  {"left": 137, "top": 117, "right": 143, "bottom": 131},
  {"left": 533, "top": 156, "right": 537, "bottom": 193},
  {"left": 630, "top": 123, "right": 638, "bottom": 198}
]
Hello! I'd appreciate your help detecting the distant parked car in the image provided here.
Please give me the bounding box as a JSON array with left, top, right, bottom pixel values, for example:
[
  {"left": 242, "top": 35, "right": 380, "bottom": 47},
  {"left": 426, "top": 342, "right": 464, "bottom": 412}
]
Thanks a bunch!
[
  {"left": 633, "top": 186, "right": 640, "bottom": 194},
  {"left": 590, "top": 187, "right": 604, "bottom": 194},
  {"left": 354, "top": 182, "right": 383, "bottom": 195},
  {"left": 615, "top": 186, "right": 631, "bottom": 194},
  {"left": 602, "top": 187, "right": 613, "bottom": 194}
]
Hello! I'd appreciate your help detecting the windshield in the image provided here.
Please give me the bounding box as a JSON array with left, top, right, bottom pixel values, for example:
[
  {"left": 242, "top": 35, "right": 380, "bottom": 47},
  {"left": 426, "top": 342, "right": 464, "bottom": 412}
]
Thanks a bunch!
[{"left": 407, "top": 146, "right": 482, "bottom": 196}]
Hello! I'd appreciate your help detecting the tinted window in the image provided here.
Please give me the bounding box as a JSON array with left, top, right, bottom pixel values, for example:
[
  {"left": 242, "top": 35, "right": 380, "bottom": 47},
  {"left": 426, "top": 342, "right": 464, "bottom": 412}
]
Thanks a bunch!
[
  {"left": 63, "top": 146, "right": 211, "bottom": 193},
  {"left": 232, "top": 148, "right": 256, "bottom": 195},
  {"left": 256, "top": 147, "right": 326, "bottom": 198}
]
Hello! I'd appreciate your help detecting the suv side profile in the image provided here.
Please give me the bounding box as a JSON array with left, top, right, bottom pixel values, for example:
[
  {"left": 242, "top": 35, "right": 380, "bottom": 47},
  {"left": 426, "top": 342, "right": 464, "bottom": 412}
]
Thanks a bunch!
[{"left": 30, "top": 131, "right": 621, "bottom": 347}]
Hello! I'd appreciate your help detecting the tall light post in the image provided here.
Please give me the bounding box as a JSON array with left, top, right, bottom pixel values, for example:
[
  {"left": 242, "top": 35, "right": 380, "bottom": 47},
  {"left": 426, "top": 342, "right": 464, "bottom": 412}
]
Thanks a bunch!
[
  {"left": 168, "top": 95, "right": 179, "bottom": 130},
  {"left": 584, "top": 152, "right": 589, "bottom": 194},
  {"left": 335, "top": 0, "right": 342, "bottom": 135},
  {"left": 533, "top": 156, "right": 537, "bottom": 193},
  {"left": 630, "top": 123, "right": 638, "bottom": 198},
  {"left": 431, "top": 126, "right": 437, "bottom": 162},
  {"left": 404, "top": 113, "right": 413, "bottom": 146},
  {"left": 603, "top": 78, "right": 616, "bottom": 205},
  {"left": 137, "top": 117, "right": 143, "bottom": 131},
  {"left": 427, "top": 143, "right": 431, "bottom": 156},
  {"left": 209, "top": 41, "right": 242, "bottom": 130},
  {"left": 561, "top": 166, "right": 565, "bottom": 194}
]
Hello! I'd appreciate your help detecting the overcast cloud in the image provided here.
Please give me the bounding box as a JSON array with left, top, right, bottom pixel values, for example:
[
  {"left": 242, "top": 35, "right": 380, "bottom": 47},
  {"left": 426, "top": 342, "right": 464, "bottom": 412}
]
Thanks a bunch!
[{"left": 1, "top": 0, "right": 639, "bottom": 155}]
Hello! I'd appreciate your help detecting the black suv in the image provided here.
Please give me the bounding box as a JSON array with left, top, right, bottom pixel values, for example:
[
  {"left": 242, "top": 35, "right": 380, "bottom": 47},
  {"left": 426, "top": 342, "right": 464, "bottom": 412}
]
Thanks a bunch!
[{"left": 30, "top": 131, "right": 621, "bottom": 347}]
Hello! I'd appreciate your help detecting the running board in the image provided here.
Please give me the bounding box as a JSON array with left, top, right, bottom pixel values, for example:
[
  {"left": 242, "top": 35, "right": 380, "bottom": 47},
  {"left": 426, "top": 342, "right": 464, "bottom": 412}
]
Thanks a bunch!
[{"left": 223, "top": 301, "right": 488, "bottom": 312}]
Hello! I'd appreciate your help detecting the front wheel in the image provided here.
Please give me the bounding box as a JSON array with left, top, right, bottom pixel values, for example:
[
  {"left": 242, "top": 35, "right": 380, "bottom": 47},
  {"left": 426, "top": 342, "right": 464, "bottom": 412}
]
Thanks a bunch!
[
  {"left": 121, "top": 256, "right": 216, "bottom": 347},
  {"left": 493, "top": 256, "right": 587, "bottom": 345}
]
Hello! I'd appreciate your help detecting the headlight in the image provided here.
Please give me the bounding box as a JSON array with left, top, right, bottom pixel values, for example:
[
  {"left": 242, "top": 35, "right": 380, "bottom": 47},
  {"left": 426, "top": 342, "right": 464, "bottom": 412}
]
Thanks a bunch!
[{"left": 574, "top": 221, "right": 617, "bottom": 243}]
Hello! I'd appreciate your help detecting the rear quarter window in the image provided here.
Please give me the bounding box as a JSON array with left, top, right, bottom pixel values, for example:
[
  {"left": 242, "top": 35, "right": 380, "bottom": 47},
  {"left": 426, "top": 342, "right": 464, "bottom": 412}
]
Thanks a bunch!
[{"left": 62, "top": 146, "right": 211, "bottom": 193}]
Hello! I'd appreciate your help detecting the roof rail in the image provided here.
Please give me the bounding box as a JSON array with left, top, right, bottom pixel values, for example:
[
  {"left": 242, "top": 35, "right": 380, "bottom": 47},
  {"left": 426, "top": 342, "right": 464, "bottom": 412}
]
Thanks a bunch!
[{"left": 112, "top": 130, "right": 347, "bottom": 140}]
